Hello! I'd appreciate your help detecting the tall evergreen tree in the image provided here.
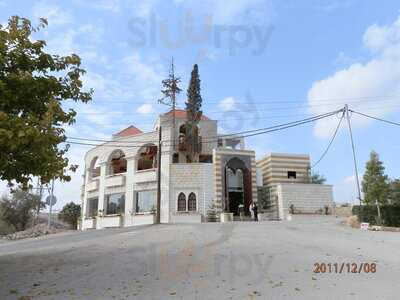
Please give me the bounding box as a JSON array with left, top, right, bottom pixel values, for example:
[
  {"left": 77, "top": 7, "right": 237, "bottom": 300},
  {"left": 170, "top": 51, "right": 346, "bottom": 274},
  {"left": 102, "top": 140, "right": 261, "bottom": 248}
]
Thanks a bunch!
[
  {"left": 389, "top": 179, "right": 400, "bottom": 205},
  {"left": 185, "top": 64, "right": 202, "bottom": 162},
  {"left": 362, "top": 151, "right": 390, "bottom": 205}
]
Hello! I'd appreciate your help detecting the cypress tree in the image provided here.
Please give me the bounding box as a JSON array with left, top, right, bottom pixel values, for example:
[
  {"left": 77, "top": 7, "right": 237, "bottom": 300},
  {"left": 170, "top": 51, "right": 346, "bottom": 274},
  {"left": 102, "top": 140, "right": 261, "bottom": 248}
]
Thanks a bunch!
[
  {"left": 362, "top": 151, "right": 390, "bottom": 205},
  {"left": 185, "top": 64, "right": 203, "bottom": 162}
]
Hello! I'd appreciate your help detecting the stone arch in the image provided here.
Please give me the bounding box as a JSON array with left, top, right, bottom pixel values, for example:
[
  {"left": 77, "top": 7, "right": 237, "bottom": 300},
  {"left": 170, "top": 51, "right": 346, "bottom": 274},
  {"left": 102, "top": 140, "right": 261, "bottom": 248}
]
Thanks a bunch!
[
  {"left": 107, "top": 149, "right": 127, "bottom": 175},
  {"left": 188, "top": 192, "right": 197, "bottom": 211},
  {"left": 177, "top": 192, "right": 186, "bottom": 211},
  {"left": 89, "top": 156, "right": 101, "bottom": 179},
  {"left": 137, "top": 144, "right": 158, "bottom": 171},
  {"left": 224, "top": 157, "right": 252, "bottom": 215}
]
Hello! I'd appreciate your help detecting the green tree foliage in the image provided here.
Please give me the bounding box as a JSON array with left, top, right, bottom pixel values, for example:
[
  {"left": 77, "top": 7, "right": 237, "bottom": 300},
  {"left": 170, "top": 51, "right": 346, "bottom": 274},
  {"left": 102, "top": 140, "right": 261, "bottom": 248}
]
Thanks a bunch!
[
  {"left": 310, "top": 172, "right": 327, "bottom": 184},
  {"left": 58, "top": 202, "right": 81, "bottom": 229},
  {"left": 0, "top": 16, "right": 92, "bottom": 188},
  {"left": 0, "top": 189, "right": 44, "bottom": 231},
  {"left": 362, "top": 151, "right": 390, "bottom": 205},
  {"left": 390, "top": 179, "right": 400, "bottom": 205},
  {"left": 185, "top": 64, "right": 202, "bottom": 162}
]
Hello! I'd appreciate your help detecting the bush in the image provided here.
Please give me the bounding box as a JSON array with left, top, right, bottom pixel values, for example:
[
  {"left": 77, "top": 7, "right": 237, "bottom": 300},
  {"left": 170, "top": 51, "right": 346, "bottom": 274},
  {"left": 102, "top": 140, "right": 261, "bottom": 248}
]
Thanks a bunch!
[
  {"left": 0, "top": 190, "right": 44, "bottom": 231},
  {"left": 59, "top": 202, "right": 81, "bottom": 229},
  {"left": 353, "top": 205, "right": 400, "bottom": 227},
  {"left": 0, "top": 219, "right": 15, "bottom": 235}
]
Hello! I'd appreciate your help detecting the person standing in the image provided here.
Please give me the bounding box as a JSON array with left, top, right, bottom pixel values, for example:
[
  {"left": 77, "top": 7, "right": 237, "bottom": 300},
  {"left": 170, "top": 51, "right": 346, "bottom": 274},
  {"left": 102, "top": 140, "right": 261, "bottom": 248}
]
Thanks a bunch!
[{"left": 252, "top": 202, "right": 258, "bottom": 222}]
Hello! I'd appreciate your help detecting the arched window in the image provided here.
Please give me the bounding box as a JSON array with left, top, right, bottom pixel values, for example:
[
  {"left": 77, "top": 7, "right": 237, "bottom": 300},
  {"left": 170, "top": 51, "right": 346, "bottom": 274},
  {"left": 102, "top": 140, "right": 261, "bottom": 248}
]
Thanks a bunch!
[
  {"left": 177, "top": 192, "right": 186, "bottom": 211},
  {"left": 89, "top": 156, "right": 101, "bottom": 179},
  {"left": 137, "top": 145, "right": 158, "bottom": 171},
  {"left": 107, "top": 150, "right": 127, "bottom": 175},
  {"left": 188, "top": 193, "right": 196, "bottom": 211}
]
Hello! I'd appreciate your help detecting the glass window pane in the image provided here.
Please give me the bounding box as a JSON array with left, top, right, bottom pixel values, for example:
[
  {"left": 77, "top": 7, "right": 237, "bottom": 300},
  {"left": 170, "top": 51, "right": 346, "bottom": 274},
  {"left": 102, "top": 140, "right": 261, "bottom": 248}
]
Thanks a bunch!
[
  {"left": 177, "top": 193, "right": 186, "bottom": 211},
  {"left": 188, "top": 193, "right": 196, "bottom": 211},
  {"left": 106, "top": 193, "right": 125, "bottom": 215},
  {"left": 136, "top": 190, "right": 157, "bottom": 213},
  {"left": 87, "top": 197, "right": 98, "bottom": 217}
]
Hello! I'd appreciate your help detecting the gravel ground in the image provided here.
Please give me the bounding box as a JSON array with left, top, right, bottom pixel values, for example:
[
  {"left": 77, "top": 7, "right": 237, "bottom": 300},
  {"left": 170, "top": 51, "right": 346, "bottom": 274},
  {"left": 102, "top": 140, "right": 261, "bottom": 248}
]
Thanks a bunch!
[{"left": 0, "top": 216, "right": 399, "bottom": 300}]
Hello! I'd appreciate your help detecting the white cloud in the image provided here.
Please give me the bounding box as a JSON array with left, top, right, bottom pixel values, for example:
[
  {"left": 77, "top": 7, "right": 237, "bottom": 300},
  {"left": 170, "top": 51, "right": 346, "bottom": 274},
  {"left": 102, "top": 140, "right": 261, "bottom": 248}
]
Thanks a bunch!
[
  {"left": 313, "top": 0, "right": 355, "bottom": 13},
  {"left": 308, "top": 15, "right": 400, "bottom": 138},
  {"left": 118, "top": 52, "right": 164, "bottom": 100},
  {"left": 45, "top": 22, "right": 105, "bottom": 58},
  {"left": 218, "top": 97, "right": 237, "bottom": 111},
  {"left": 174, "top": 0, "right": 275, "bottom": 25},
  {"left": 136, "top": 103, "right": 154, "bottom": 114},
  {"left": 32, "top": 0, "right": 72, "bottom": 27},
  {"left": 91, "top": 0, "right": 121, "bottom": 13},
  {"left": 77, "top": 105, "right": 122, "bottom": 127}
]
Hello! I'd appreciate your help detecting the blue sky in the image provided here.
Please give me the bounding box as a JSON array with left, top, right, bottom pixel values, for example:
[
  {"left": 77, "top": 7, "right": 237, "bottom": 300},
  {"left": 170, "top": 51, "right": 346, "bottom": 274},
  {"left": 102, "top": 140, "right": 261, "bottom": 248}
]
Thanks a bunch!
[{"left": 1, "top": 0, "right": 400, "bottom": 209}]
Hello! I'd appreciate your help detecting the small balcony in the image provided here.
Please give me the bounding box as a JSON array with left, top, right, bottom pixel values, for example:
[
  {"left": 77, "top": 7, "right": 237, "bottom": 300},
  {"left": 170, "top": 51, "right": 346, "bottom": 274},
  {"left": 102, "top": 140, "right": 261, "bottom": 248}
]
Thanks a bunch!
[
  {"left": 105, "top": 174, "right": 126, "bottom": 187},
  {"left": 135, "top": 169, "right": 157, "bottom": 183},
  {"left": 86, "top": 179, "right": 99, "bottom": 192}
]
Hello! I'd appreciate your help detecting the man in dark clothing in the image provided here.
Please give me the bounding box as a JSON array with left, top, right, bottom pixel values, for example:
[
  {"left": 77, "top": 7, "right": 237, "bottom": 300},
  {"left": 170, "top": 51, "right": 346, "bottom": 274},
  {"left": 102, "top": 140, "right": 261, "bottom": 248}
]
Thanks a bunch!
[{"left": 252, "top": 202, "right": 258, "bottom": 221}]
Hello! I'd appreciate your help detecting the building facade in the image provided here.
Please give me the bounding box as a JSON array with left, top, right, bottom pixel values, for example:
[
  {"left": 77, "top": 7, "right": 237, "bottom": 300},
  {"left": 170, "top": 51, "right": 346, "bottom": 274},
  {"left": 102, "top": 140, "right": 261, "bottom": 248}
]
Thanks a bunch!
[
  {"left": 80, "top": 110, "right": 257, "bottom": 230},
  {"left": 80, "top": 111, "right": 334, "bottom": 230},
  {"left": 256, "top": 153, "right": 334, "bottom": 219}
]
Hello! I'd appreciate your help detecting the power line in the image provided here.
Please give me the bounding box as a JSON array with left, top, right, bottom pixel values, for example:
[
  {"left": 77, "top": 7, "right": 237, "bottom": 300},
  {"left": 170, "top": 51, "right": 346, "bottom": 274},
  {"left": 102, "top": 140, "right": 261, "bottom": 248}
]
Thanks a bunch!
[
  {"left": 84, "top": 94, "right": 400, "bottom": 106},
  {"left": 203, "top": 110, "right": 342, "bottom": 141},
  {"left": 65, "top": 109, "right": 342, "bottom": 145},
  {"left": 69, "top": 98, "right": 400, "bottom": 116},
  {"left": 349, "top": 110, "right": 400, "bottom": 127},
  {"left": 64, "top": 140, "right": 152, "bottom": 148},
  {"left": 164, "top": 109, "right": 341, "bottom": 146},
  {"left": 67, "top": 137, "right": 159, "bottom": 144},
  {"left": 311, "top": 111, "right": 345, "bottom": 169}
]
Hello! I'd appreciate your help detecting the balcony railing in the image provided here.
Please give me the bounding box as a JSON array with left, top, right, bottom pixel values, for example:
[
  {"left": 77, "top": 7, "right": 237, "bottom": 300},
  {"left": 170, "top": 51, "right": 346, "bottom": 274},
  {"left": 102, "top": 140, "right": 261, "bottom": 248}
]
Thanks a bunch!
[
  {"left": 105, "top": 174, "right": 126, "bottom": 187},
  {"left": 86, "top": 179, "right": 99, "bottom": 192}
]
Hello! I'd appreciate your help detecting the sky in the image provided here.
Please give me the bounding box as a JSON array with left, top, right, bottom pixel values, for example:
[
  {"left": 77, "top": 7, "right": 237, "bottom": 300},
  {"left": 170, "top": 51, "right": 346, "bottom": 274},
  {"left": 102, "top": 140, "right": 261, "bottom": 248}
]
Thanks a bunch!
[{"left": 1, "top": 0, "right": 400, "bottom": 209}]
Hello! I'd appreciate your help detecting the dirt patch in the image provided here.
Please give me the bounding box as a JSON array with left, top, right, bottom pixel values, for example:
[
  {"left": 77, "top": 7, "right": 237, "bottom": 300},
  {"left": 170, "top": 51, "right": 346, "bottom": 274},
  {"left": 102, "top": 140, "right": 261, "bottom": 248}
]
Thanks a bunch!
[
  {"left": 345, "top": 215, "right": 360, "bottom": 228},
  {"left": 1, "top": 223, "right": 69, "bottom": 241}
]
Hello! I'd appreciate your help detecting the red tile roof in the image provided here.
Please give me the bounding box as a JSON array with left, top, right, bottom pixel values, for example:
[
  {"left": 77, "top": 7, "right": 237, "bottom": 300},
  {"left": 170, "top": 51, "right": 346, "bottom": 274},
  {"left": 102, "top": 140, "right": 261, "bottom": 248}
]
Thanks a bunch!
[
  {"left": 114, "top": 125, "right": 142, "bottom": 137},
  {"left": 163, "top": 109, "right": 210, "bottom": 120}
]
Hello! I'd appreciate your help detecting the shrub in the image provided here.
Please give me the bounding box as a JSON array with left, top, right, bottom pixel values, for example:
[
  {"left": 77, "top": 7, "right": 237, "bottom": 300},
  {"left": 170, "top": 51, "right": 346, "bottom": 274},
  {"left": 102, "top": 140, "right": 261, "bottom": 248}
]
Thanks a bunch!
[
  {"left": 0, "top": 190, "right": 44, "bottom": 231},
  {"left": 59, "top": 202, "right": 81, "bottom": 229},
  {"left": 353, "top": 205, "right": 400, "bottom": 227},
  {"left": 0, "top": 218, "right": 15, "bottom": 235}
]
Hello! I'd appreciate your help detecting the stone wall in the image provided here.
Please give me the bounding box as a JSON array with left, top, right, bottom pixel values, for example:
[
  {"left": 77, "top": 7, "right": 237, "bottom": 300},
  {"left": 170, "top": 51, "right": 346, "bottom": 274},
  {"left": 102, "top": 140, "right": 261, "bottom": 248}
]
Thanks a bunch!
[
  {"left": 276, "top": 183, "right": 334, "bottom": 216},
  {"left": 170, "top": 163, "right": 214, "bottom": 220}
]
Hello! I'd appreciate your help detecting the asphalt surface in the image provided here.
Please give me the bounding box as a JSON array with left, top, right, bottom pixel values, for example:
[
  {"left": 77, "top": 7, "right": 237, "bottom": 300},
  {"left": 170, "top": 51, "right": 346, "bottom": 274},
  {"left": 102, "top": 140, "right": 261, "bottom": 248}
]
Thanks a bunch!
[{"left": 0, "top": 216, "right": 399, "bottom": 300}]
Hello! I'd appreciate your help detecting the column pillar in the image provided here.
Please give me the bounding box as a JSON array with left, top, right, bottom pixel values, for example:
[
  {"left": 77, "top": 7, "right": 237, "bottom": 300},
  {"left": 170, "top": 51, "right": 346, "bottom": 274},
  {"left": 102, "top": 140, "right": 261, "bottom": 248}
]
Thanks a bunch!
[{"left": 124, "top": 156, "right": 136, "bottom": 226}]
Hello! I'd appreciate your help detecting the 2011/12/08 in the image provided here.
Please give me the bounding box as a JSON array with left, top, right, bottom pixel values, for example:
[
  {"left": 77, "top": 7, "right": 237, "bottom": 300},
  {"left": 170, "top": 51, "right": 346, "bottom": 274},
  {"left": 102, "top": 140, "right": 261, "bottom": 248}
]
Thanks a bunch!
[{"left": 313, "top": 263, "right": 377, "bottom": 274}]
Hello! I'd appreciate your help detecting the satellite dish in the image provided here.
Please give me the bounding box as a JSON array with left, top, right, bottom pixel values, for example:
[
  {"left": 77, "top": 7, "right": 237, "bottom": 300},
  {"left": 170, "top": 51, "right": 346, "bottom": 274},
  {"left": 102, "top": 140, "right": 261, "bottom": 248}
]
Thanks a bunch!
[{"left": 46, "top": 195, "right": 57, "bottom": 206}]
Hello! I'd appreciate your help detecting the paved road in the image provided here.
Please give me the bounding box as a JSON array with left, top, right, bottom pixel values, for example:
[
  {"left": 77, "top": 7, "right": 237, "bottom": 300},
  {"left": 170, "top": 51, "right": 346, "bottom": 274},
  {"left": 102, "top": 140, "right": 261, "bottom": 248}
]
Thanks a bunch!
[{"left": 1, "top": 216, "right": 399, "bottom": 299}]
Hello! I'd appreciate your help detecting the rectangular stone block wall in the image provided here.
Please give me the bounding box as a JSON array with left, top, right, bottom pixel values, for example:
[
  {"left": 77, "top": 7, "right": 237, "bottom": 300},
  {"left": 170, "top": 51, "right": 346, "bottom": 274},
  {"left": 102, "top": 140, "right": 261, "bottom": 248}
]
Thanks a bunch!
[
  {"left": 277, "top": 183, "right": 334, "bottom": 215},
  {"left": 170, "top": 163, "right": 214, "bottom": 217}
]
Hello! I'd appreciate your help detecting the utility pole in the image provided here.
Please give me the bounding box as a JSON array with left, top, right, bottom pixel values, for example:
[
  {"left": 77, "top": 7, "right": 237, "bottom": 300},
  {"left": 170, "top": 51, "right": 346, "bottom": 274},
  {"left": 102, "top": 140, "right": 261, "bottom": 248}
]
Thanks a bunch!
[
  {"left": 156, "top": 127, "right": 162, "bottom": 224},
  {"left": 159, "top": 58, "right": 181, "bottom": 152},
  {"left": 48, "top": 179, "right": 55, "bottom": 228},
  {"left": 171, "top": 59, "right": 177, "bottom": 151},
  {"left": 34, "top": 177, "right": 43, "bottom": 226},
  {"left": 345, "top": 104, "right": 362, "bottom": 205}
]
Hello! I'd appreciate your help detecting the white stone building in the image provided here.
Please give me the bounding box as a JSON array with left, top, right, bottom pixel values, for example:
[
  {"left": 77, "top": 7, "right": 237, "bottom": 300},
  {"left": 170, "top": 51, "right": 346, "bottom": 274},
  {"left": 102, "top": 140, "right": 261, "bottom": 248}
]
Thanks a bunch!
[
  {"left": 80, "top": 110, "right": 333, "bottom": 230},
  {"left": 80, "top": 110, "right": 258, "bottom": 230}
]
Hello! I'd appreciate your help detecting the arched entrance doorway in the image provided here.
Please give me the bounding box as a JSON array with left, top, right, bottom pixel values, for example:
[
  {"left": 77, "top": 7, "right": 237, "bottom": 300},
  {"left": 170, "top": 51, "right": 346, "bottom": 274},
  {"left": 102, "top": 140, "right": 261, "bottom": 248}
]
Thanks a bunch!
[{"left": 224, "top": 157, "right": 252, "bottom": 216}]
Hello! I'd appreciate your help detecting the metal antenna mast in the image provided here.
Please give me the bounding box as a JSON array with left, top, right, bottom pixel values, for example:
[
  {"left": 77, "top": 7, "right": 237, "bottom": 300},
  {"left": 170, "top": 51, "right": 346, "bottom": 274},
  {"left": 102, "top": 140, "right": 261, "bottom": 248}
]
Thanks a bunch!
[{"left": 159, "top": 58, "right": 181, "bottom": 151}]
